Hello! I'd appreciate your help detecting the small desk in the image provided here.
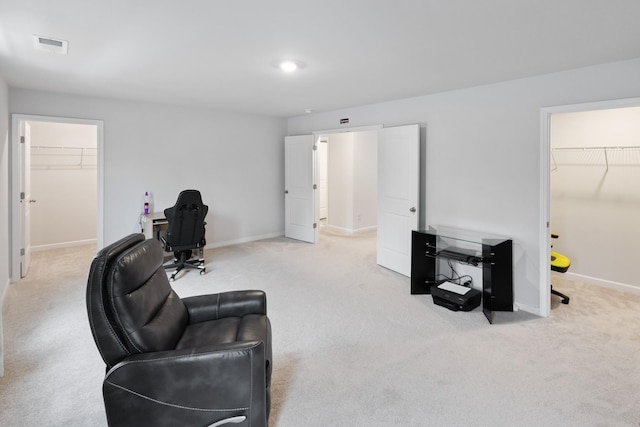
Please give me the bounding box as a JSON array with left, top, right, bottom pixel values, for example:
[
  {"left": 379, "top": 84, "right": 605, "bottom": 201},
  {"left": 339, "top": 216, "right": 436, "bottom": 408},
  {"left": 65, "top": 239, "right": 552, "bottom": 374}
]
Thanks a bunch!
[
  {"left": 410, "top": 225, "right": 513, "bottom": 324},
  {"left": 140, "top": 212, "right": 204, "bottom": 260},
  {"left": 140, "top": 212, "right": 168, "bottom": 241}
]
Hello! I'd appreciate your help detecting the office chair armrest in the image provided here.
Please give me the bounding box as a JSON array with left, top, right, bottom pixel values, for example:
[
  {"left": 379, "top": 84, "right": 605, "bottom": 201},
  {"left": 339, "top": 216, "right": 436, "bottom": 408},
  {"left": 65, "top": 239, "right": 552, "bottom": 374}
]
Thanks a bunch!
[{"left": 182, "top": 290, "right": 267, "bottom": 324}]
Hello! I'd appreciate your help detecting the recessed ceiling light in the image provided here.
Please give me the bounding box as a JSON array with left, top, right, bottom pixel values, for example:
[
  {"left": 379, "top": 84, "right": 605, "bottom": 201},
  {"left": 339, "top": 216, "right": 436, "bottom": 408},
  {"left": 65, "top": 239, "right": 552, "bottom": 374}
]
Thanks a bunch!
[
  {"left": 279, "top": 61, "right": 298, "bottom": 72},
  {"left": 32, "top": 35, "right": 68, "bottom": 54}
]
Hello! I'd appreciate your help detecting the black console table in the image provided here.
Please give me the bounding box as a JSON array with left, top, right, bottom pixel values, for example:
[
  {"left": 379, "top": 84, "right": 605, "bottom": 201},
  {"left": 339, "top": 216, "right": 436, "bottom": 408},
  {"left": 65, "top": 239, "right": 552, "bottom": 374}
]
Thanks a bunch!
[{"left": 411, "top": 226, "right": 513, "bottom": 324}]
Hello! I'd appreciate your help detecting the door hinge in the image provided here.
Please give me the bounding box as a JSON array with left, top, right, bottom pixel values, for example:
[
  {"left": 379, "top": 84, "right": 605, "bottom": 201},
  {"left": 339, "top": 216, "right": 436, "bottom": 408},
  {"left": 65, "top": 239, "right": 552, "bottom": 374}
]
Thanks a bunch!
[
  {"left": 313, "top": 145, "right": 317, "bottom": 151},
  {"left": 313, "top": 184, "right": 317, "bottom": 190},
  {"left": 313, "top": 223, "right": 317, "bottom": 229},
  {"left": 20, "top": 248, "right": 25, "bottom": 256},
  {"left": 20, "top": 136, "right": 25, "bottom": 144}
]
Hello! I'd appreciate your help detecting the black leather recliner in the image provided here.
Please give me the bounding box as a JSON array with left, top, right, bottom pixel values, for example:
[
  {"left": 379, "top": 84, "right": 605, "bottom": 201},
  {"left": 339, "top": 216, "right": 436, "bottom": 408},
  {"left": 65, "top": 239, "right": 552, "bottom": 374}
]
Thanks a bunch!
[{"left": 86, "top": 233, "right": 272, "bottom": 427}]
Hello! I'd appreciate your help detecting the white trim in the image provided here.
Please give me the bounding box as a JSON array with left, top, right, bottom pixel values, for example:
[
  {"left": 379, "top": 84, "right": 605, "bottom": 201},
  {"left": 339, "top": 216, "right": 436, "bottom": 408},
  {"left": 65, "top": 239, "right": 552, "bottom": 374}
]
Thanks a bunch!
[
  {"left": 513, "top": 302, "right": 542, "bottom": 317},
  {"left": 539, "top": 96, "right": 640, "bottom": 317},
  {"left": 10, "top": 114, "right": 104, "bottom": 282},
  {"left": 557, "top": 271, "right": 640, "bottom": 295},
  {"left": 312, "top": 124, "right": 383, "bottom": 136},
  {"left": 31, "top": 239, "right": 97, "bottom": 252},
  {"left": 205, "top": 232, "right": 283, "bottom": 249},
  {"left": 0, "top": 278, "right": 8, "bottom": 377},
  {"left": 539, "top": 109, "right": 551, "bottom": 317},
  {"left": 322, "top": 224, "right": 377, "bottom": 235}
]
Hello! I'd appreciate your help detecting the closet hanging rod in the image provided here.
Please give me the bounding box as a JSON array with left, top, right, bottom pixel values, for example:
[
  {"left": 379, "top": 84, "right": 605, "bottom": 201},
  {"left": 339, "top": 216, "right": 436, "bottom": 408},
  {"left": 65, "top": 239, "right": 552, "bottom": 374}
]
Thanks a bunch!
[{"left": 551, "top": 145, "right": 640, "bottom": 173}]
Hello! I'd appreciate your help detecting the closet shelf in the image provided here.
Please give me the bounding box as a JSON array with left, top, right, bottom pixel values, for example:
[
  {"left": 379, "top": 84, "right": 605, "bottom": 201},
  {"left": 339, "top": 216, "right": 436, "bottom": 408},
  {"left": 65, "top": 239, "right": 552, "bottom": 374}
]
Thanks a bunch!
[
  {"left": 31, "top": 145, "right": 97, "bottom": 169},
  {"left": 551, "top": 145, "right": 640, "bottom": 172}
]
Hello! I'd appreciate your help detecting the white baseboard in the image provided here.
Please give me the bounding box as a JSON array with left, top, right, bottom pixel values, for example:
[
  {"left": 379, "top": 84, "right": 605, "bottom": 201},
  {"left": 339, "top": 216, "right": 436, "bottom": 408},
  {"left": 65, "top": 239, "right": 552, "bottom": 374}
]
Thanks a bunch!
[
  {"left": 322, "top": 224, "right": 377, "bottom": 235},
  {"left": 207, "top": 225, "right": 377, "bottom": 249},
  {"left": 353, "top": 225, "right": 377, "bottom": 234},
  {"left": 558, "top": 271, "right": 640, "bottom": 295},
  {"left": 31, "top": 239, "right": 97, "bottom": 252},
  {"left": 513, "top": 302, "right": 542, "bottom": 316},
  {"left": 207, "top": 232, "right": 284, "bottom": 249}
]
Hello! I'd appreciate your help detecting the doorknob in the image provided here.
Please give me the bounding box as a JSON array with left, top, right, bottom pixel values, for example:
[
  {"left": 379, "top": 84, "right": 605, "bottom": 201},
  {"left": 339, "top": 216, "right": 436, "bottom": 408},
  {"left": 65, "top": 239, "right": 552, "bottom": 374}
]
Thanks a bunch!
[
  {"left": 284, "top": 190, "right": 289, "bottom": 194},
  {"left": 409, "top": 207, "right": 416, "bottom": 213},
  {"left": 29, "top": 199, "right": 37, "bottom": 203}
]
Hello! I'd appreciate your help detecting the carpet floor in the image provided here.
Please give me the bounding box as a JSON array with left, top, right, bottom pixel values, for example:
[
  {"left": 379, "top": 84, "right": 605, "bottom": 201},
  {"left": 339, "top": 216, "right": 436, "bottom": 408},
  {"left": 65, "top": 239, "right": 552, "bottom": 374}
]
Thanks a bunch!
[{"left": 1, "top": 229, "right": 639, "bottom": 426}]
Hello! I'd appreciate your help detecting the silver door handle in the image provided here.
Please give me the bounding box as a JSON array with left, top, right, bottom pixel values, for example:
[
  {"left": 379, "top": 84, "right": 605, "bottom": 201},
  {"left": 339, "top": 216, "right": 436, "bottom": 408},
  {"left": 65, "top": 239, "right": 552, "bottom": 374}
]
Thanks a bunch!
[{"left": 409, "top": 207, "right": 416, "bottom": 213}]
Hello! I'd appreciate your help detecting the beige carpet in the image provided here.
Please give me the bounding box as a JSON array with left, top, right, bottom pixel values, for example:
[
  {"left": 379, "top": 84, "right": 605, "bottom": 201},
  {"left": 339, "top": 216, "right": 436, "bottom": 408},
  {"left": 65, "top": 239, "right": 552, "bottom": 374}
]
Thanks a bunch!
[{"left": 1, "top": 229, "right": 639, "bottom": 426}]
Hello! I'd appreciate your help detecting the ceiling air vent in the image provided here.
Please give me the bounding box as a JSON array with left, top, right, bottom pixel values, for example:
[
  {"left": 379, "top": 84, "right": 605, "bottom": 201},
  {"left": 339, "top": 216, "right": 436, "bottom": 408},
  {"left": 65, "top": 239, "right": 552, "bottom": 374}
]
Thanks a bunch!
[{"left": 32, "top": 35, "right": 68, "bottom": 54}]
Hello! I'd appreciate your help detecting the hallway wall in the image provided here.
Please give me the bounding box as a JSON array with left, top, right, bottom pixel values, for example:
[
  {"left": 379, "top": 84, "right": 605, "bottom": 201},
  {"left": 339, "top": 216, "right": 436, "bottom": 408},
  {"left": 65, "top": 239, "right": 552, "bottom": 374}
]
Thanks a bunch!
[
  {"left": 288, "top": 58, "right": 640, "bottom": 314},
  {"left": 9, "top": 89, "right": 288, "bottom": 249}
]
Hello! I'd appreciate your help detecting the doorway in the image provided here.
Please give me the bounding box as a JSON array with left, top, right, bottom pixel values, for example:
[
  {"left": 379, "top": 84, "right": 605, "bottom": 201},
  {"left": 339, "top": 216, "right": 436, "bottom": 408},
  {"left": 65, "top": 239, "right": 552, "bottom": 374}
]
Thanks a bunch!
[
  {"left": 10, "top": 114, "right": 104, "bottom": 282},
  {"left": 315, "top": 130, "right": 378, "bottom": 236},
  {"left": 285, "top": 124, "right": 420, "bottom": 277},
  {"left": 540, "top": 97, "right": 640, "bottom": 316},
  {"left": 550, "top": 107, "right": 640, "bottom": 288}
]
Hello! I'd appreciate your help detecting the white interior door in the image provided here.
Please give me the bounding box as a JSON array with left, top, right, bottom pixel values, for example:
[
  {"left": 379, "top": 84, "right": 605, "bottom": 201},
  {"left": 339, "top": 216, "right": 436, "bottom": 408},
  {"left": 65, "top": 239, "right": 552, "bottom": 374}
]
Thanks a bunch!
[
  {"left": 377, "top": 124, "right": 420, "bottom": 276},
  {"left": 318, "top": 139, "right": 328, "bottom": 220},
  {"left": 20, "top": 122, "right": 33, "bottom": 278},
  {"left": 285, "top": 135, "right": 318, "bottom": 243}
]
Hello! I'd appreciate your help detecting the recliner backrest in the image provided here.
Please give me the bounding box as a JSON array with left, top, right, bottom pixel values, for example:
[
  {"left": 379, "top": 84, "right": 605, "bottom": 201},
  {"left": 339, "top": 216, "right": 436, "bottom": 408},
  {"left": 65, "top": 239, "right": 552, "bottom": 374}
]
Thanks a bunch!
[
  {"left": 87, "top": 234, "right": 188, "bottom": 368},
  {"left": 164, "top": 189, "right": 208, "bottom": 251}
]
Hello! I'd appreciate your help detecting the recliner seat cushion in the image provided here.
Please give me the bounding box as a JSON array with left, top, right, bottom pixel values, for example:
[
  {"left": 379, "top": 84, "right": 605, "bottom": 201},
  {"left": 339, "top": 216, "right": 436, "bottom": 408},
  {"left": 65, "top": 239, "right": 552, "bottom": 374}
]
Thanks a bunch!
[{"left": 176, "top": 315, "right": 271, "bottom": 350}]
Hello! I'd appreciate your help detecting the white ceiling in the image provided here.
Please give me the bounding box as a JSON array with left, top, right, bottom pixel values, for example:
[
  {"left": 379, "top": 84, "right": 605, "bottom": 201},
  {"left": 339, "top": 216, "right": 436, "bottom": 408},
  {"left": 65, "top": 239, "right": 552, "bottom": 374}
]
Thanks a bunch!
[{"left": 1, "top": 0, "right": 640, "bottom": 118}]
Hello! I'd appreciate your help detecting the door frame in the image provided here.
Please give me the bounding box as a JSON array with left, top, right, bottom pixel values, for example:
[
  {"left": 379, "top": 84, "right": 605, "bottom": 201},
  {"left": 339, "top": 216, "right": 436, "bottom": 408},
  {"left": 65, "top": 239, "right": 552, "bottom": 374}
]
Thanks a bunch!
[
  {"left": 313, "top": 124, "right": 383, "bottom": 238},
  {"left": 10, "top": 114, "right": 105, "bottom": 282},
  {"left": 539, "top": 96, "right": 640, "bottom": 317}
]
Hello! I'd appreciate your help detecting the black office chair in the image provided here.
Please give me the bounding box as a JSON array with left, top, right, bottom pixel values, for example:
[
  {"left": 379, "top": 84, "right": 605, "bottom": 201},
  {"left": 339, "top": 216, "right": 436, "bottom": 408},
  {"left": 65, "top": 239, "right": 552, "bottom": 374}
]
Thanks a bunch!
[
  {"left": 550, "top": 233, "right": 570, "bottom": 304},
  {"left": 162, "top": 189, "right": 208, "bottom": 280}
]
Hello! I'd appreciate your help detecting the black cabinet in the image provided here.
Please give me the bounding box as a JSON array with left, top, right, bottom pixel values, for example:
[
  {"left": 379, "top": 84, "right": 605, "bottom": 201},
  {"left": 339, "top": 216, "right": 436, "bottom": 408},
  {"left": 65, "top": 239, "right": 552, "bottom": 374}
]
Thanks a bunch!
[{"left": 410, "top": 227, "right": 513, "bottom": 324}]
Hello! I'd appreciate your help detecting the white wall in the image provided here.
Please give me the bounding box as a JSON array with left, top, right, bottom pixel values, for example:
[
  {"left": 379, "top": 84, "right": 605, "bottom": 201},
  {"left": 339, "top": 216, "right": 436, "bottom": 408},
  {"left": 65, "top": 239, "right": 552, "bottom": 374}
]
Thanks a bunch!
[
  {"left": 28, "top": 122, "right": 97, "bottom": 249},
  {"left": 326, "top": 131, "right": 377, "bottom": 232},
  {"left": 353, "top": 130, "right": 377, "bottom": 229},
  {"left": 327, "top": 133, "right": 353, "bottom": 229},
  {"left": 288, "top": 58, "right": 640, "bottom": 314},
  {"left": 551, "top": 107, "right": 640, "bottom": 288},
  {"left": 9, "top": 89, "right": 288, "bottom": 248},
  {"left": 0, "top": 74, "right": 9, "bottom": 375}
]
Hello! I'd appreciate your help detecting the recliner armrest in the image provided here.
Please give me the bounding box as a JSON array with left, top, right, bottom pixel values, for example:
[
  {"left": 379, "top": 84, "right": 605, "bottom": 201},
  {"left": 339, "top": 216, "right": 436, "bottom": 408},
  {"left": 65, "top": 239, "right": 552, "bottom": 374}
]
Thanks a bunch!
[{"left": 182, "top": 290, "right": 267, "bottom": 324}]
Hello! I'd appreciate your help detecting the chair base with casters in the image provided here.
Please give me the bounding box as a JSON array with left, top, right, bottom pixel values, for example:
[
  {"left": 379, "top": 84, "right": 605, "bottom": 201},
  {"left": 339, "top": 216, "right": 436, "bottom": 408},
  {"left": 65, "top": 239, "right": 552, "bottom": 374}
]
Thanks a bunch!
[
  {"left": 164, "top": 248, "right": 206, "bottom": 280},
  {"left": 162, "top": 189, "right": 209, "bottom": 281},
  {"left": 551, "top": 285, "right": 570, "bottom": 305},
  {"left": 551, "top": 233, "right": 571, "bottom": 305}
]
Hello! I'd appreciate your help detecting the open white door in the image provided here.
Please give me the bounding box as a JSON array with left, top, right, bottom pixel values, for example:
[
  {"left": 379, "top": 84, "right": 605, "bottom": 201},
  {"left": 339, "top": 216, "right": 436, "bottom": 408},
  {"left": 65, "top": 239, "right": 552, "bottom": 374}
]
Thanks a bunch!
[
  {"left": 11, "top": 114, "right": 105, "bottom": 282},
  {"left": 284, "top": 135, "right": 318, "bottom": 243},
  {"left": 377, "top": 124, "right": 420, "bottom": 276},
  {"left": 19, "top": 122, "right": 33, "bottom": 277}
]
